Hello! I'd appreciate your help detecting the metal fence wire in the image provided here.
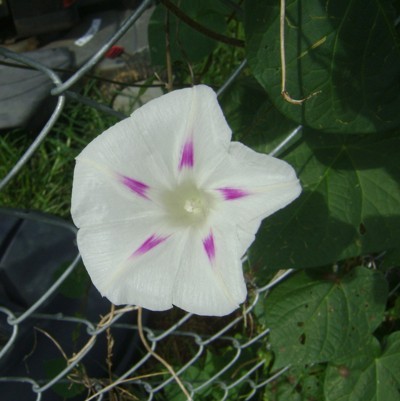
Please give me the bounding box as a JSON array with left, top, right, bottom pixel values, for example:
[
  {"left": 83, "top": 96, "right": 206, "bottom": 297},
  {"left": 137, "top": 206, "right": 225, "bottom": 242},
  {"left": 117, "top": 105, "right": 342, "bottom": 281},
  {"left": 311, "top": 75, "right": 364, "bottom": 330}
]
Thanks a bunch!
[{"left": 0, "top": 1, "right": 302, "bottom": 400}]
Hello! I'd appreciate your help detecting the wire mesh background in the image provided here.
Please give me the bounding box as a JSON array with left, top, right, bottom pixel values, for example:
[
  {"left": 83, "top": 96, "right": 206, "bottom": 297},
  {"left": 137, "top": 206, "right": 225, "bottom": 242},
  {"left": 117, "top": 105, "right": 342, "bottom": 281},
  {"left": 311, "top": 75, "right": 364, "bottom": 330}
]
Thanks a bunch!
[{"left": 0, "top": 1, "right": 300, "bottom": 399}]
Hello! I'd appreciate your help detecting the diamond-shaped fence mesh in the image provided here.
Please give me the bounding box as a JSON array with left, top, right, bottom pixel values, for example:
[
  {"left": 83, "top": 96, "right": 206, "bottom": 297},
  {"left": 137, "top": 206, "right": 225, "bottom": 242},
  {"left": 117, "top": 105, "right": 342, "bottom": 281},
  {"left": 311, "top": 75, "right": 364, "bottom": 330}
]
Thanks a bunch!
[{"left": 0, "top": 2, "right": 300, "bottom": 399}]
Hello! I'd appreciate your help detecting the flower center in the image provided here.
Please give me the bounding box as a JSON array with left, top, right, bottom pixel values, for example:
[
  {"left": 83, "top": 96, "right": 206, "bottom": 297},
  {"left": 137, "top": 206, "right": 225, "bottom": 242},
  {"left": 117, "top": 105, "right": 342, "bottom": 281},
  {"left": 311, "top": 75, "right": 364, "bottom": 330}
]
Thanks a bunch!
[
  {"left": 184, "top": 198, "right": 204, "bottom": 214},
  {"left": 161, "top": 181, "right": 214, "bottom": 227}
]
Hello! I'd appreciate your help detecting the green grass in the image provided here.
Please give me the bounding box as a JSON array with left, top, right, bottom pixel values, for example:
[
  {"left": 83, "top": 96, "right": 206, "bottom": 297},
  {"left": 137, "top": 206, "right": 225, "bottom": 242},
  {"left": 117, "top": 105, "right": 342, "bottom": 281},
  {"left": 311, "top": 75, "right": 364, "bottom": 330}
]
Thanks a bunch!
[
  {"left": 0, "top": 32, "right": 245, "bottom": 219},
  {"left": 0, "top": 81, "right": 118, "bottom": 218}
]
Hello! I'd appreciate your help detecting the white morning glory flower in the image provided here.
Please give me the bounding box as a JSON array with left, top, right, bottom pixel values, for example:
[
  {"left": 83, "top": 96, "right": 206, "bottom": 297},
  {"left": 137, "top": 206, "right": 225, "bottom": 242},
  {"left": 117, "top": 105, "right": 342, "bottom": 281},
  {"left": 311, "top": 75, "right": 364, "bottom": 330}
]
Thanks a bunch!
[{"left": 71, "top": 85, "right": 301, "bottom": 316}]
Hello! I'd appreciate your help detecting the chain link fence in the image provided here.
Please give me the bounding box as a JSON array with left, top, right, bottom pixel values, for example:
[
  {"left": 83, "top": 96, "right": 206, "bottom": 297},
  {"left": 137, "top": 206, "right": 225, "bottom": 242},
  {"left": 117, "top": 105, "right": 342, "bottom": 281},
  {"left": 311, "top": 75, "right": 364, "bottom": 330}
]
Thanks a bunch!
[{"left": 0, "top": 1, "right": 301, "bottom": 399}]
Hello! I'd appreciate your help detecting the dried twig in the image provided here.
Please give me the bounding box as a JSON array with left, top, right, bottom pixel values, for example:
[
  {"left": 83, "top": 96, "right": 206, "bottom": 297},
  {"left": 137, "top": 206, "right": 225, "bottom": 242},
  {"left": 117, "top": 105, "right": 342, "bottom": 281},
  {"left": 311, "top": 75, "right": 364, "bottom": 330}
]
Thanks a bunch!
[
  {"left": 137, "top": 307, "right": 193, "bottom": 401},
  {"left": 35, "top": 327, "right": 68, "bottom": 361}
]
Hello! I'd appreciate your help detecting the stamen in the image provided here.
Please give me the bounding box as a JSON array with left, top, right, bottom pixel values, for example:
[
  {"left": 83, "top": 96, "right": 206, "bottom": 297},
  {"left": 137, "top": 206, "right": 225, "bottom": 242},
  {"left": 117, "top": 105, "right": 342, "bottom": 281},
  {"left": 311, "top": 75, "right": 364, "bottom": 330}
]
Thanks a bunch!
[
  {"left": 161, "top": 181, "right": 215, "bottom": 227},
  {"left": 184, "top": 199, "right": 203, "bottom": 214}
]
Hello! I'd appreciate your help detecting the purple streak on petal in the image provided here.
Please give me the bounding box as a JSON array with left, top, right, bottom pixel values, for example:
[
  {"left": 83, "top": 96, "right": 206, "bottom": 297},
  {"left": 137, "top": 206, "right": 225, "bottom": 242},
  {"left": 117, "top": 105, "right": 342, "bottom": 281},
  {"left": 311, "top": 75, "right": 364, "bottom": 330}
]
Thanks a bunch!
[
  {"left": 121, "top": 175, "right": 149, "bottom": 199},
  {"left": 133, "top": 234, "right": 169, "bottom": 257},
  {"left": 218, "top": 187, "right": 250, "bottom": 201},
  {"left": 203, "top": 231, "right": 215, "bottom": 263},
  {"left": 179, "top": 138, "right": 194, "bottom": 170}
]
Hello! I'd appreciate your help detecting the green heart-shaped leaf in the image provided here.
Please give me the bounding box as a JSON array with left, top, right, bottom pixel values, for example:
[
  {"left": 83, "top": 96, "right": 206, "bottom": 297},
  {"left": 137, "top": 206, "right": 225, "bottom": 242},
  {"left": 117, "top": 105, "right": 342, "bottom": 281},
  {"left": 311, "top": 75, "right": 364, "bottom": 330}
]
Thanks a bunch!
[
  {"left": 261, "top": 267, "right": 387, "bottom": 369},
  {"left": 245, "top": 0, "right": 400, "bottom": 133}
]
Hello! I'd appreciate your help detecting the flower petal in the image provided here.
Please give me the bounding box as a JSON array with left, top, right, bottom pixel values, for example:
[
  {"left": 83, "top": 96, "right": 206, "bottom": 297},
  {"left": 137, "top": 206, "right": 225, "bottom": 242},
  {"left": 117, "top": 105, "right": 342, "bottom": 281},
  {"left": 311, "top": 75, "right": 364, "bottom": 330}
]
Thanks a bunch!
[
  {"left": 77, "top": 218, "right": 180, "bottom": 310},
  {"left": 129, "top": 85, "right": 232, "bottom": 184},
  {"left": 120, "top": 175, "right": 150, "bottom": 199},
  {"left": 71, "top": 85, "right": 301, "bottom": 317},
  {"left": 178, "top": 137, "right": 194, "bottom": 170},
  {"left": 71, "top": 159, "right": 160, "bottom": 228},
  {"left": 132, "top": 234, "right": 169, "bottom": 256},
  {"left": 236, "top": 219, "right": 262, "bottom": 257},
  {"left": 202, "top": 230, "right": 216, "bottom": 263},
  {"left": 172, "top": 226, "right": 246, "bottom": 316},
  {"left": 75, "top": 115, "right": 171, "bottom": 189},
  {"left": 218, "top": 187, "right": 250, "bottom": 201},
  {"left": 206, "top": 141, "right": 302, "bottom": 229}
]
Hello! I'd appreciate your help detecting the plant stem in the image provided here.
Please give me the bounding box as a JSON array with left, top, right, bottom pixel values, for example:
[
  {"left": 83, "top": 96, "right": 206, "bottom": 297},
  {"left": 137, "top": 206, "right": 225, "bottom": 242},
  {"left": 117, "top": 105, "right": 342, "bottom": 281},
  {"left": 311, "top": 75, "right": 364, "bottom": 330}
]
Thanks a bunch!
[{"left": 161, "top": 0, "right": 245, "bottom": 48}]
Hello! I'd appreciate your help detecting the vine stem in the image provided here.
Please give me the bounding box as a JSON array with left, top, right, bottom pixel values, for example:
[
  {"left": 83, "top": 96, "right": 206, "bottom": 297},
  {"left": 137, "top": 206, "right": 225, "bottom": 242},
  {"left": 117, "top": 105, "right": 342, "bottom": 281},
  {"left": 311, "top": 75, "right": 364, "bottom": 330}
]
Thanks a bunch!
[
  {"left": 161, "top": 0, "right": 244, "bottom": 48},
  {"left": 165, "top": 9, "right": 173, "bottom": 92},
  {"left": 280, "top": 0, "right": 320, "bottom": 105}
]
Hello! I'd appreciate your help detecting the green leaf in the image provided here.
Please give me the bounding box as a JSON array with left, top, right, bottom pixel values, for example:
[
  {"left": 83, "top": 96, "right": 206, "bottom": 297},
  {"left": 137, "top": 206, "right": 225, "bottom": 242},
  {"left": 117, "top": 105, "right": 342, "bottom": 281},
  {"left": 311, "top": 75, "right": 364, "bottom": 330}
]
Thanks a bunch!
[
  {"left": 55, "top": 263, "right": 90, "bottom": 299},
  {"left": 245, "top": 0, "right": 400, "bottom": 133},
  {"left": 220, "top": 76, "right": 298, "bottom": 150},
  {"left": 250, "top": 131, "right": 400, "bottom": 270},
  {"left": 263, "top": 267, "right": 388, "bottom": 369},
  {"left": 148, "top": 0, "right": 227, "bottom": 66},
  {"left": 263, "top": 365, "right": 325, "bottom": 401},
  {"left": 163, "top": 351, "right": 224, "bottom": 401},
  {"left": 44, "top": 358, "right": 85, "bottom": 398},
  {"left": 221, "top": 78, "right": 400, "bottom": 270},
  {"left": 324, "top": 332, "right": 400, "bottom": 401},
  {"left": 164, "top": 365, "right": 214, "bottom": 401}
]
